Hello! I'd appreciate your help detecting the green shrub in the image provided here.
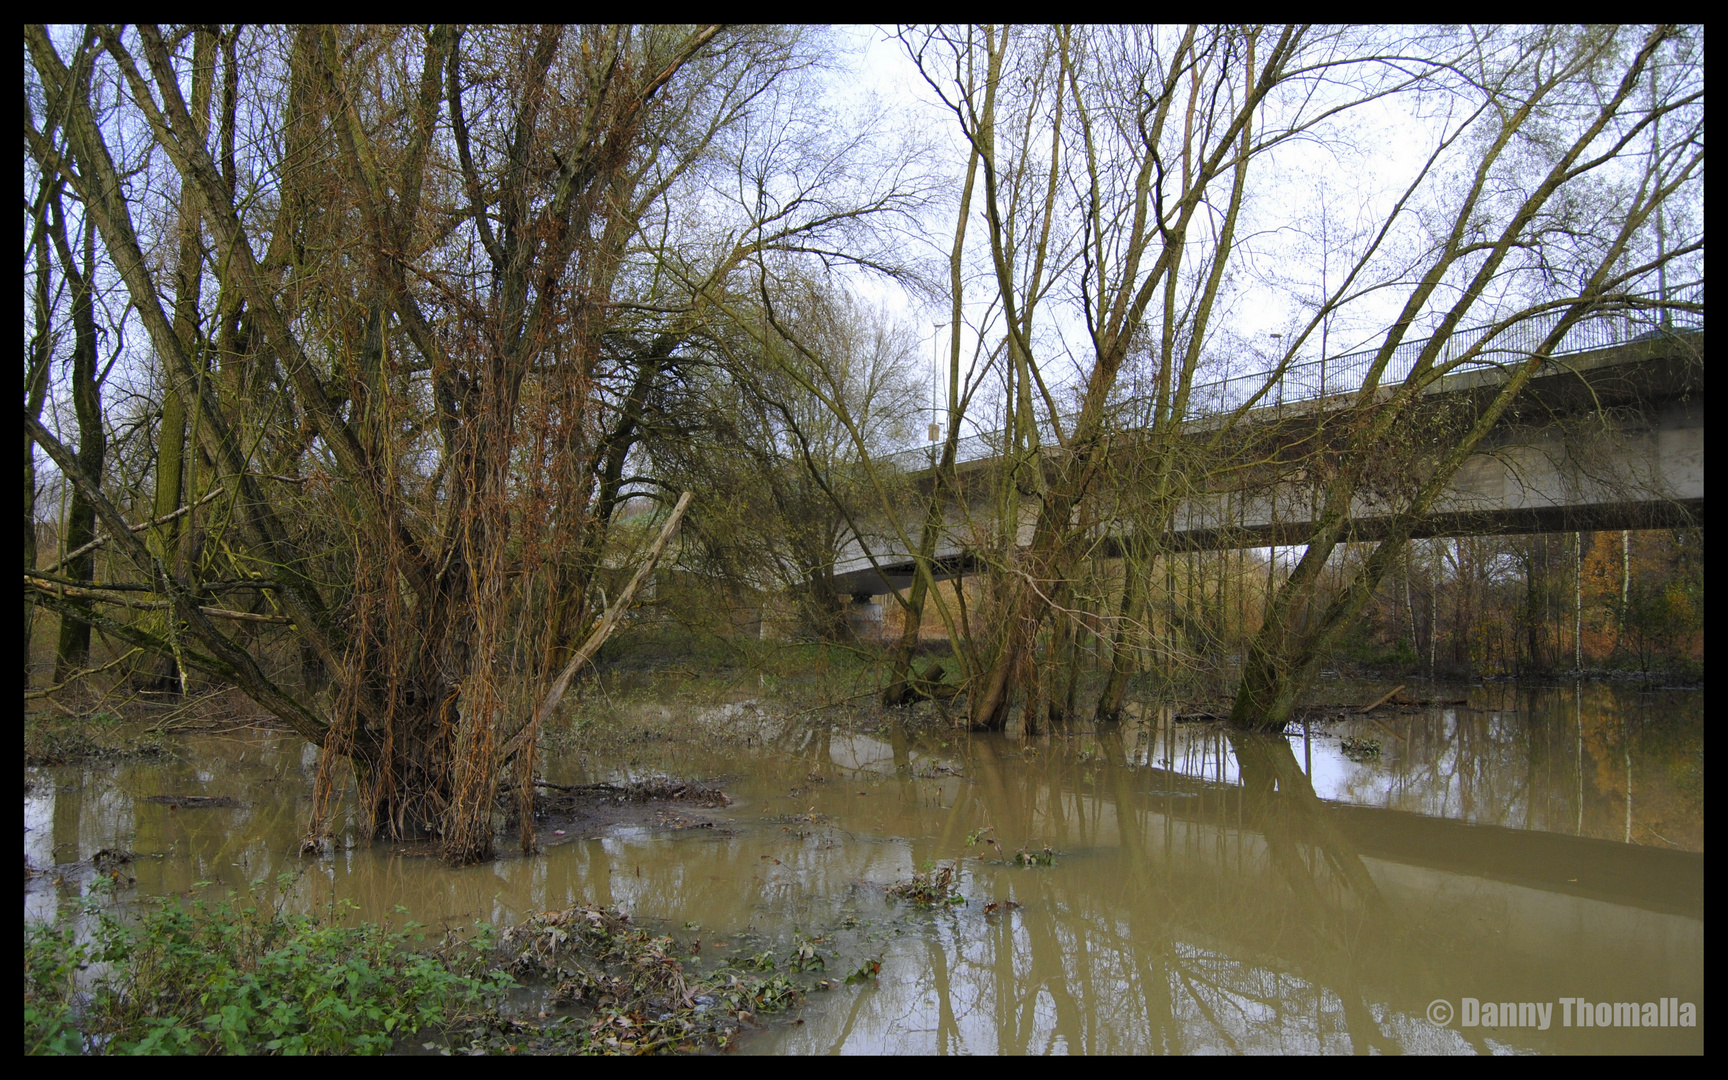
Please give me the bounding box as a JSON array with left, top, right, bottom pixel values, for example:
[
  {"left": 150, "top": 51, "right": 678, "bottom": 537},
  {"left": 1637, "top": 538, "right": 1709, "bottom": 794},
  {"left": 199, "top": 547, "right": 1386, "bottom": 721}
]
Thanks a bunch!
[{"left": 24, "top": 879, "right": 512, "bottom": 1055}]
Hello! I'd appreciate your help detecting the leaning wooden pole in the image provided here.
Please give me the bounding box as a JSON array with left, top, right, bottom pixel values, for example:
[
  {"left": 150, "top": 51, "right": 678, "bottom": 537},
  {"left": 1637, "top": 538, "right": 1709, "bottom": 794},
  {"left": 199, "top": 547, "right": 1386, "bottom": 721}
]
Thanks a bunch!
[{"left": 500, "top": 491, "right": 693, "bottom": 770}]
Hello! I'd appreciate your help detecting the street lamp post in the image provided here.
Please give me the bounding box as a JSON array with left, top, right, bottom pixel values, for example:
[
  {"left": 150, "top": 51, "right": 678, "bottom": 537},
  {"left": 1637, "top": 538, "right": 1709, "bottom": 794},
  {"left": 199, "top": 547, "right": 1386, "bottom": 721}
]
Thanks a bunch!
[
  {"left": 1652, "top": 56, "right": 1670, "bottom": 330},
  {"left": 1270, "top": 332, "right": 1284, "bottom": 407},
  {"left": 929, "top": 321, "right": 947, "bottom": 466}
]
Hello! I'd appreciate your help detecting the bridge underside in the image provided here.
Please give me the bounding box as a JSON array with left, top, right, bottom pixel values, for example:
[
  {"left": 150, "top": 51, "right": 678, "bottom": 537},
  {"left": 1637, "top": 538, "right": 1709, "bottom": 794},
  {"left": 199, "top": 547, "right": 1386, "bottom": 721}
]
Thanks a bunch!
[
  {"left": 831, "top": 496, "right": 1703, "bottom": 598},
  {"left": 830, "top": 333, "right": 1703, "bottom": 599},
  {"left": 1156, "top": 496, "right": 1704, "bottom": 552}
]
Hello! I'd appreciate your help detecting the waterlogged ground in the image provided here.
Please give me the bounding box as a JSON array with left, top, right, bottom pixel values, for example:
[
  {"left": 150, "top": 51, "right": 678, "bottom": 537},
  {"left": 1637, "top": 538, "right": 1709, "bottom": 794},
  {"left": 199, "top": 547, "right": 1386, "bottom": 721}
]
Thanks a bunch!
[{"left": 24, "top": 681, "right": 1703, "bottom": 1054}]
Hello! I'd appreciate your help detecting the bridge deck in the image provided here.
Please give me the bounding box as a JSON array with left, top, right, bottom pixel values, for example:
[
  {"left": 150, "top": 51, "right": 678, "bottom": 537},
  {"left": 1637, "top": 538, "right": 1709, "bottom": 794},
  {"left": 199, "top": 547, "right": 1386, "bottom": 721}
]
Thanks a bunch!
[{"left": 834, "top": 311, "right": 1703, "bottom": 598}]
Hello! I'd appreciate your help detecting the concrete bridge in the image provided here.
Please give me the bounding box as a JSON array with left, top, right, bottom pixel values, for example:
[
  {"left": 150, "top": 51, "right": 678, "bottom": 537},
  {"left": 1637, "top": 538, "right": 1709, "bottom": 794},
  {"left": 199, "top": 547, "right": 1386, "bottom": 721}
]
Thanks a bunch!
[{"left": 831, "top": 290, "right": 1703, "bottom": 599}]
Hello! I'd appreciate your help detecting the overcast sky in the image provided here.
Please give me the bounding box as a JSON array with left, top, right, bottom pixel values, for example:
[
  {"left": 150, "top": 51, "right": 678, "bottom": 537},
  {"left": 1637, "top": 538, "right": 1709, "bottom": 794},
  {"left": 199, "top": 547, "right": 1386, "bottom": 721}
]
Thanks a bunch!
[{"left": 814, "top": 25, "right": 1699, "bottom": 442}]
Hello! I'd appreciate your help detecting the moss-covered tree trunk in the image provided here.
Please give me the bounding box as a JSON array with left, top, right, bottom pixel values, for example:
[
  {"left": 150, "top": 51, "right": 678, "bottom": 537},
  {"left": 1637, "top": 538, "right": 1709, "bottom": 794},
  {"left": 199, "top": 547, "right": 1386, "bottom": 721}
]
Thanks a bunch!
[
  {"left": 24, "top": 177, "right": 57, "bottom": 693},
  {"left": 52, "top": 211, "right": 102, "bottom": 683}
]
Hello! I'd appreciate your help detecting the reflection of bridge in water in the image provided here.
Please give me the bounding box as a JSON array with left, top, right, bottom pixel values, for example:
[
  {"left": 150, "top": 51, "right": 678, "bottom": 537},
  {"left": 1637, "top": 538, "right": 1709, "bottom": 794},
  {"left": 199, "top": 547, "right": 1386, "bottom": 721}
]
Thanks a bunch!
[
  {"left": 795, "top": 699, "right": 1701, "bottom": 1053},
  {"left": 836, "top": 286, "right": 1703, "bottom": 597},
  {"left": 23, "top": 692, "right": 1701, "bottom": 1055}
]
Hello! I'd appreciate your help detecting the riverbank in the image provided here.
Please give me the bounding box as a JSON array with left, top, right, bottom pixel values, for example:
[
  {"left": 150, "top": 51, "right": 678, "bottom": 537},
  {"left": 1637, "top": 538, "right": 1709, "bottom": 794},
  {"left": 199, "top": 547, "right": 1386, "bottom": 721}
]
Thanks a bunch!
[{"left": 25, "top": 875, "right": 814, "bottom": 1055}]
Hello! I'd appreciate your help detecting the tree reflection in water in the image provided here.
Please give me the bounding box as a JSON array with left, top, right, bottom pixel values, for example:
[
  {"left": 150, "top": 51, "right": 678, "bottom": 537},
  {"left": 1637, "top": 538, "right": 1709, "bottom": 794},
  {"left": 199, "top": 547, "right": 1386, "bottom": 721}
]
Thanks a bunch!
[
  {"left": 788, "top": 727, "right": 1421, "bottom": 1054},
  {"left": 26, "top": 689, "right": 1701, "bottom": 1053}
]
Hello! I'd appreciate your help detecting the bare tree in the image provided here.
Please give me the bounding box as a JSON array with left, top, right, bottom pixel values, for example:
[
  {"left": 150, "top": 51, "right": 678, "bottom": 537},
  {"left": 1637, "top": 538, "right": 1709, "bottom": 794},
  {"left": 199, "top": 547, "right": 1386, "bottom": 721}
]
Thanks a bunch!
[
  {"left": 1230, "top": 24, "right": 1702, "bottom": 729},
  {"left": 905, "top": 26, "right": 1406, "bottom": 729},
  {"left": 23, "top": 23, "right": 915, "bottom": 863},
  {"left": 23, "top": 173, "right": 61, "bottom": 692}
]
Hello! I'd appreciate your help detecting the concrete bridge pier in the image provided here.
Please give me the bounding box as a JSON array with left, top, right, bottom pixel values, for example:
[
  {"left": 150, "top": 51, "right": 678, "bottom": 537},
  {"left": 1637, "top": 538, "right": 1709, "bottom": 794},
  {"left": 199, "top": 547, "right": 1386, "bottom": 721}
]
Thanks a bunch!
[{"left": 845, "top": 592, "right": 884, "bottom": 642}]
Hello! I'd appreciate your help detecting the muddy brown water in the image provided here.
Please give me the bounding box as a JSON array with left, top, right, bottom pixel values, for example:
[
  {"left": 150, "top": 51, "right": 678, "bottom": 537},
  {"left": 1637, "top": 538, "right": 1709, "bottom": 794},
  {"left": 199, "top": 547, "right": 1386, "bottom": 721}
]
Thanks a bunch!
[{"left": 24, "top": 681, "right": 1702, "bottom": 1054}]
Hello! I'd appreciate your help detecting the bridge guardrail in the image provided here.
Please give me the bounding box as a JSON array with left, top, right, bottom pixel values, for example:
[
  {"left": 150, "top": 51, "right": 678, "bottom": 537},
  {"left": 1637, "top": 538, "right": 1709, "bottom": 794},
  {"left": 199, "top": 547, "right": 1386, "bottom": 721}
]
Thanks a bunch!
[{"left": 883, "top": 281, "right": 1702, "bottom": 473}]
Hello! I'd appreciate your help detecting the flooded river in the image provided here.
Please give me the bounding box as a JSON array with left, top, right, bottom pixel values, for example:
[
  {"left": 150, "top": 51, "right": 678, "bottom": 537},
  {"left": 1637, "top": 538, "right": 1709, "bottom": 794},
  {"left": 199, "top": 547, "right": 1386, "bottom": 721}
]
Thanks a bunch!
[{"left": 24, "top": 681, "right": 1702, "bottom": 1054}]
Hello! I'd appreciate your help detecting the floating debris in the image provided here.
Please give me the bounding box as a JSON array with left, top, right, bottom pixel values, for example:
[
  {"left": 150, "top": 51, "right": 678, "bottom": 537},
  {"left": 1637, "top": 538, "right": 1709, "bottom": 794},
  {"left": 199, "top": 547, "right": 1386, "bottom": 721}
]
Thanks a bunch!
[
  {"left": 514, "top": 776, "right": 732, "bottom": 842},
  {"left": 494, "top": 904, "right": 802, "bottom": 1053},
  {"left": 887, "top": 863, "right": 965, "bottom": 906},
  {"left": 531, "top": 777, "right": 731, "bottom": 808},
  {"left": 844, "top": 959, "right": 881, "bottom": 983},
  {"left": 1173, "top": 710, "right": 1229, "bottom": 723},
  {"left": 1012, "top": 847, "right": 1058, "bottom": 868},
  {"left": 142, "top": 795, "right": 240, "bottom": 809},
  {"left": 1340, "top": 736, "right": 1382, "bottom": 761}
]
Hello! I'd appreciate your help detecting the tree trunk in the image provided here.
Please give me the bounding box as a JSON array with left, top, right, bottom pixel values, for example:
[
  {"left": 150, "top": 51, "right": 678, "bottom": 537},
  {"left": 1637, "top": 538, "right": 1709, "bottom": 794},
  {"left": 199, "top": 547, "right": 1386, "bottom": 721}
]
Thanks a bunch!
[
  {"left": 53, "top": 214, "right": 102, "bottom": 683},
  {"left": 882, "top": 520, "right": 942, "bottom": 705},
  {"left": 887, "top": 125, "right": 979, "bottom": 705},
  {"left": 141, "top": 27, "right": 215, "bottom": 694},
  {"left": 24, "top": 178, "right": 56, "bottom": 693},
  {"left": 1096, "top": 544, "right": 1146, "bottom": 723},
  {"left": 1574, "top": 531, "right": 1583, "bottom": 673}
]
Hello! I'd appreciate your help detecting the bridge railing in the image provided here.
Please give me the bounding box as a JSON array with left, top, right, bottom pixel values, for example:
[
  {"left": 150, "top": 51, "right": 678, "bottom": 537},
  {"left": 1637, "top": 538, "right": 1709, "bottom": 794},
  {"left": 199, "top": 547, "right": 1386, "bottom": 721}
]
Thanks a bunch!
[{"left": 883, "top": 282, "right": 1702, "bottom": 473}]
